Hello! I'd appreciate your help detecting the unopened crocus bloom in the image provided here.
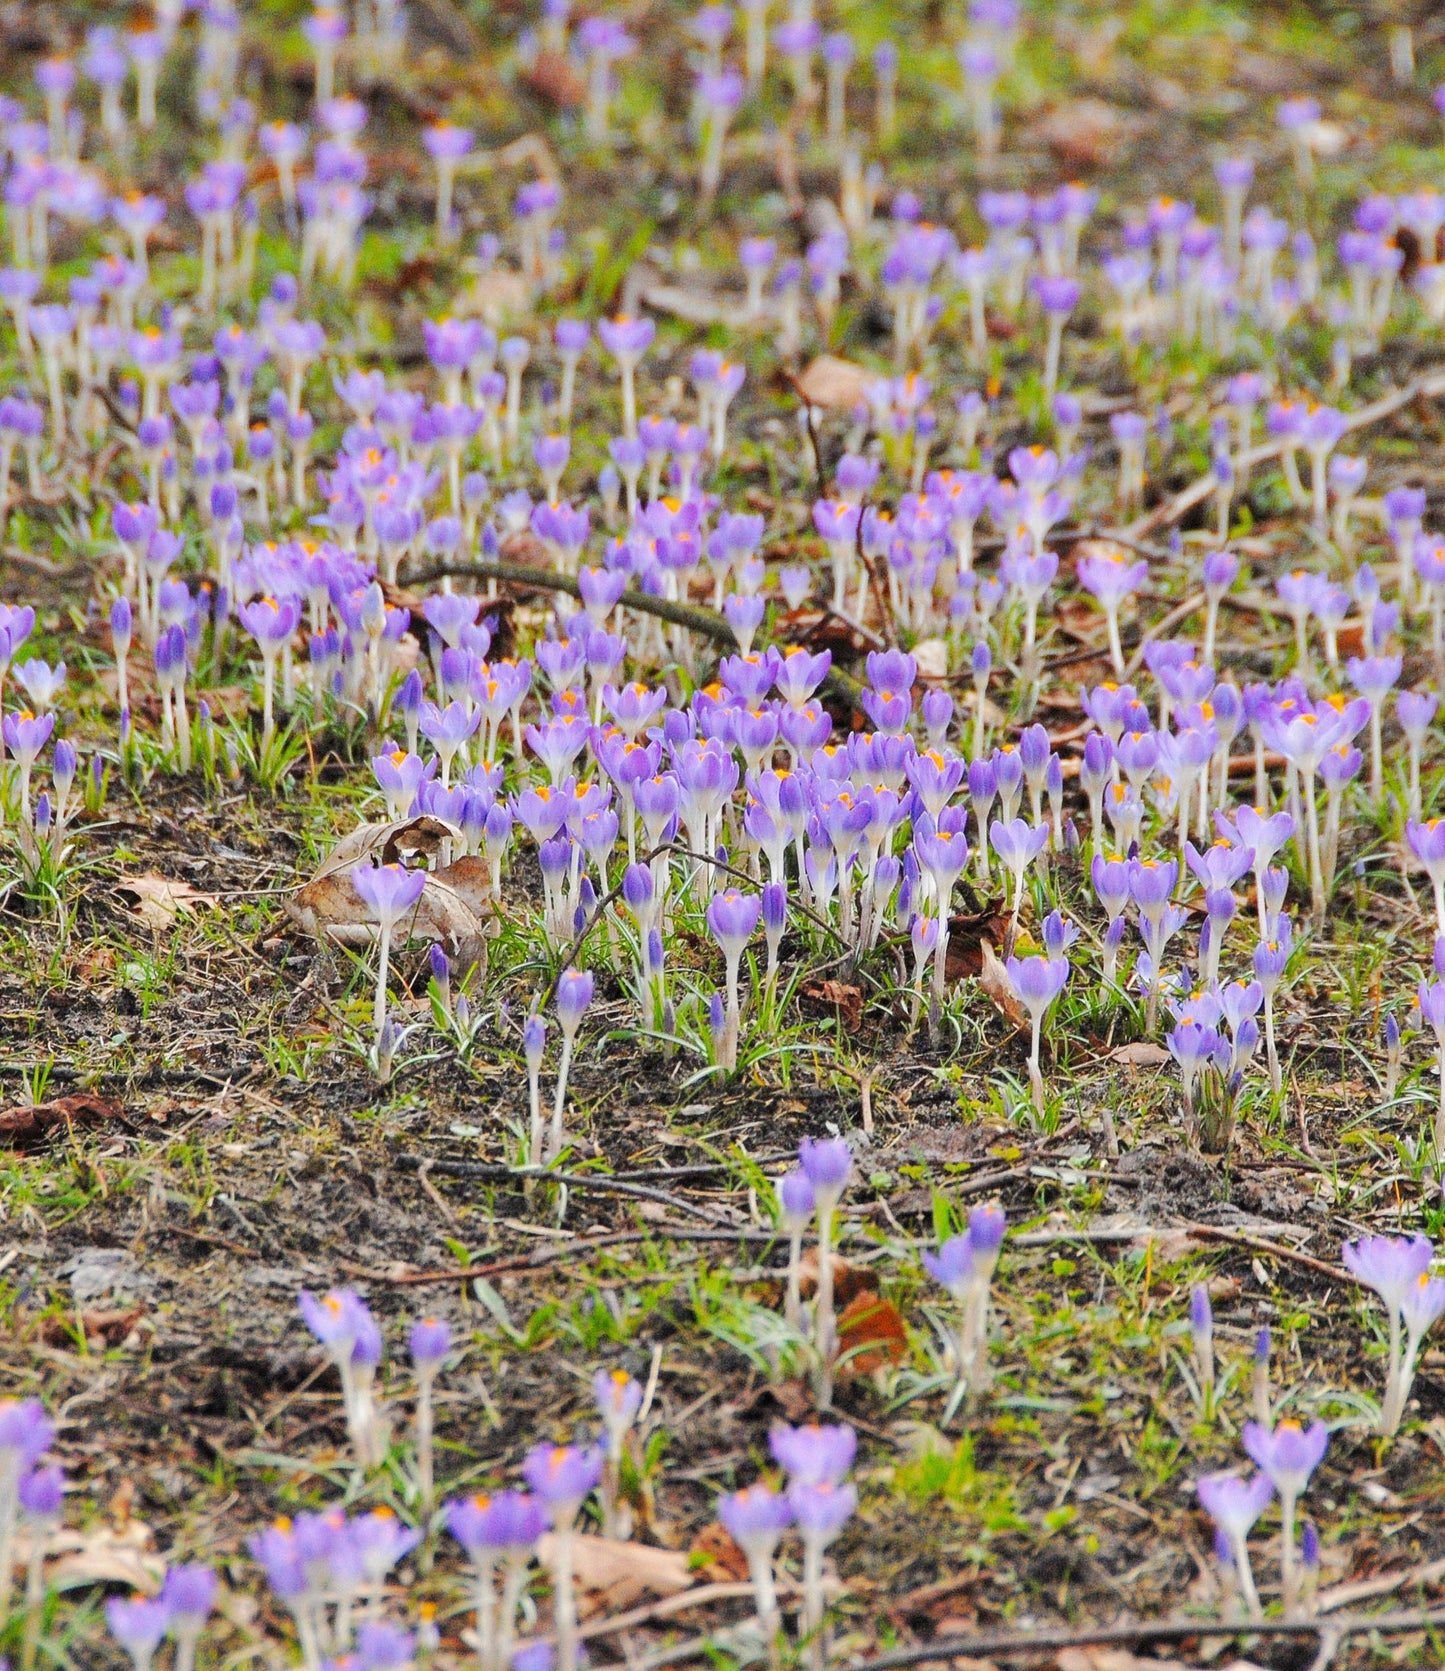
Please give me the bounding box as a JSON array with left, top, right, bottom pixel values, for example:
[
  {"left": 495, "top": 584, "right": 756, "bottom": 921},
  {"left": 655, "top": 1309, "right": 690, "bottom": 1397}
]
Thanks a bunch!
[
  {"left": 923, "top": 1203, "right": 1006, "bottom": 1395},
  {"left": 238, "top": 595, "right": 302, "bottom": 745},
  {"left": 798, "top": 1138, "right": 851, "bottom": 1409},
  {"left": 719, "top": 1483, "right": 791, "bottom": 1642},
  {"left": 424, "top": 121, "right": 473, "bottom": 241},
  {"left": 1005, "top": 953, "right": 1068, "bottom": 1113},
  {"left": 522, "top": 1444, "right": 603, "bottom": 1671},
  {"left": 161, "top": 1564, "right": 217, "bottom": 1671},
  {"left": 1190, "top": 1285, "right": 1215, "bottom": 1417},
  {"left": 1408, "top": 818, "right": 1445, "bottom": 935},
  {"left": 1242, "top": 1419, "right": 1328, "bottom": 1609},
  {"left": 524, "top": 1014, "right": 547, "bottom": 1166},
  {"left": 351, "top": 863, "right": 427, "bottom": 1039},
  {"left": 707, "top": 888, "right": 761, "bottom": 1071},
  {"left": 106, "top": 1595, "right": 172, "bottom": 1671},
  {"left": 778, "top": 1167, "right": 815, "bottom": 1332},
  {"left": 1032, "top": 274, "right": 1081, "bottom": 400},
  {"left": 548, "top": 969, "right": 594, "bottom": 1162},
  {"left": 410, "top": 1316, "right": 452, "bottom": 1519},
  {"left": 592, "top": 1367, "right": 643, "bottom": 1537},
  {"left": 597, "top": 315, "right": 655, "bottom": 439},
  {"left": 1398, "top": 690, "right": 1437, "bottom": 819},
  {"left": 1343, "top": 1234, "right": 1441, "bottom": 1436},
  {"left": 1416, "top": 977, "right": 1445, "bottom": 1165},
  {"left": 1196, "top": 1471, "right": 1272, "bottom": 1618}
]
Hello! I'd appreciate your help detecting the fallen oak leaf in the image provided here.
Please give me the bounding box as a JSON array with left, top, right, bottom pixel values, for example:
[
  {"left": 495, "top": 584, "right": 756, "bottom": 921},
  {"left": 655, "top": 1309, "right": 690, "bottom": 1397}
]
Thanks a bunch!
[
  {"left": 523, "top": 49, "right": 585, "bottom": 109},
  {"left": 794, "top": 354, "right": 872, "bottom": 411},
  {"left": 0, "top": 1093, "right": 125, "bottom": 1148},
  {"left": 114, "top": 872, "right": 219, "bottom": 931},
  {"left": 1108, "top": 1041, "right": 1171, "bottom": 1067},
  {"left": 286, "top": 816, "right": 494, "bottom": 976},
  {"left": 944, "top": 906, "right": 1011, "bottom": 982}
]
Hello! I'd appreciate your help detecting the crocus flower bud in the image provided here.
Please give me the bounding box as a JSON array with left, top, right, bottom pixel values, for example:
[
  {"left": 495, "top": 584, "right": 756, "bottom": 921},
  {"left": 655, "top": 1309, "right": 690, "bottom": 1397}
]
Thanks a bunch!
[
  {"left": 430, "top": 943, "right": 451, "bottom": 1010},
  {"left": 410, "top": 1316, "right": 452, "bottom": 1371},
  {"left": 1191, "top": 1284, "right": 1215, "bottom": 1411}
]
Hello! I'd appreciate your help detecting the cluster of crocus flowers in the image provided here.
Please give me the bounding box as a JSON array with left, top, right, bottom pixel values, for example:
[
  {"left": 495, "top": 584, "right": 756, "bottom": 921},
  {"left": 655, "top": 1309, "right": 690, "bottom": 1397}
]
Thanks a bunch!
[
  {"left": 721, "top": 1422, "right": 857, "bottom": 1671},
  {"left": 1197, "top": 1414, "right": 1328, "bottom": 1619},
  {"left": 775, "top": 1137, "right": 853, "bottom": 1410},
  {"left": 1343, "top": 1234, "right": 1445, "bottom": 1437}
]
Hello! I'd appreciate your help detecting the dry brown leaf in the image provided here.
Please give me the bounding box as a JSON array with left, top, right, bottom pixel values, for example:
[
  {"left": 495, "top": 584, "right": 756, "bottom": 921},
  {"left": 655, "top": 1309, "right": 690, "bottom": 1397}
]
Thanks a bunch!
[
  {"left": 286, "top": 816, "right": 493, "bottom": 974},
  {"left": 912, "top": 637, "right": 949, "bottom": 680},
  {"left": 14, "top": 1520, "right": 165, "bottom": 1594},
  {"left": 308, "top": 815, "right": 456, "bottom": 882},
  {"left": 944, "top": 908, "right": 1011, "bottom": 982},
  {"left": 40, "top": 1305, "right": 147, "bottom": 1349},
  {"left": 795, "top": 354, "right": 871, "bottom": 411},
  {"left": 0, "top": 1093, "right": 125, "bottom": 1148},
  {"left": 523, "top": 49, "right": 584, "bottom": 108},
  {"left": 977, "top": 939, "right": 1026, "bottom": 1029},
  {"left": 469, "top": 268, "right": 533, "bottom": 325},
  {"left": 800, "top": 978, "right": 864, "bottom": 1028},
  {"left": 1037, "top": 98, "right": 1132, "bottom": 168},
  {"left": 1109, "top": 1041, "right": 1171, "bottom": 1067},
  {"left": 796, "top": 1247, "right": 872, "bottom": 1308},
  {"left": 836, "top": 1290, "right": 908, "bottom": 1377},
  {"left": 539, "top": 1533, "right": 691, "bottom": 1612},
  {"left": 688, "top": 1521, "right": 749, "bottom": 1583},
  {"left": 1057, "top": 1652, "right": 1207, "bottom": 1671},
  {"left": 115, "top": 872, "right": 219, "bottom": 931}
]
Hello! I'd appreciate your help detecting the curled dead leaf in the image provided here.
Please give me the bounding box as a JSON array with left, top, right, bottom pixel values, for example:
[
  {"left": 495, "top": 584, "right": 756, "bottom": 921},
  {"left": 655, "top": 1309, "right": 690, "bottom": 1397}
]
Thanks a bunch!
[
  {"left": 912, "top": 638, "right": 949, "bottom": 680},
  {"left": 977, "top": 939, "right": 1026, "bottom": 1029},
  {"left": 796, "top": 1247, "right": 872, "bottom": 1308},
  {"left": 1037, "top": 98, "right": 1133, "bottom": 168},
  {"left": 41, "top": 1305, "right": 147, "bottom": 1349},
  {"left": 287, "top": 816, "right": 494, "bottom": 976},
  {"left": 944, "top": 907, "right": 1010, "bottom": 982},
  {"left": 1108, "top": 1041, "right": 1171, "bottom": 1067},
  {"left": 524, "top": 50, "right": 585, "bottom": 109},
  {"left": 115, "top": 872, "right": 219, "bottom": 931}
]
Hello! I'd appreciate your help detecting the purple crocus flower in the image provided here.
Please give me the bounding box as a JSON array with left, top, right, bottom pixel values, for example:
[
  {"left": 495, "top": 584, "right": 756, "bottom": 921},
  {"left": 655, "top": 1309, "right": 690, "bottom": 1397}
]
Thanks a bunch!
[
  {"left": 106, "top": 1596, "right": 172, "bottom": 1671},
  {"left": 1242, "top": 1419, "right": 1328, "bottom": 1607},
  {"left": 719, "top": 1483, "right": 791, "bottom": 1636},
  {"left": 1005, "top": 953, "right": 1069, "bottom": 1112},
  {"left": 1196, "top": 1471, "right": 1273, "bottom": 1617}
]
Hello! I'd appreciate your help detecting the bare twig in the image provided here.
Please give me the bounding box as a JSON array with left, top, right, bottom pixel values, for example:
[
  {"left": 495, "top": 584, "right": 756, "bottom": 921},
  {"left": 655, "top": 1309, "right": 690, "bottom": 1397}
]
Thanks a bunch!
[
  {"left": 338, "top": 1223, "right": 783, "bottom": 1286},
  {"left": 393, "top": 1153, "right": 739, "bottom": 1226},
  {"left": 822, "top": 1604, "right": 1445, "bottom": 1671},
  {"left": 401, "top": 555, "right": 866, "bottom": 707},
  {"left": 1125, "top": 366, "right": 1445, "bottom": 538}
]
